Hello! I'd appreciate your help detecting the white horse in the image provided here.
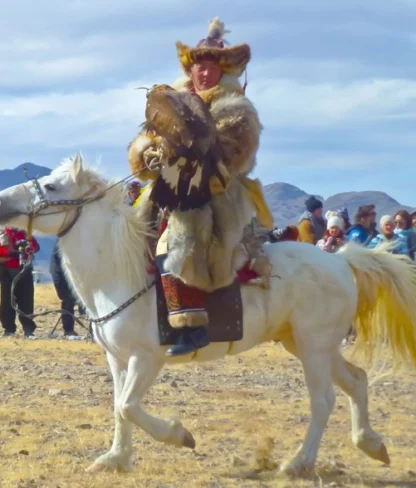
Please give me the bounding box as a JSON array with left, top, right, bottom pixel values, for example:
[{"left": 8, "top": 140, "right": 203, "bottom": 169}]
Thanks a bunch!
[{"left": 1, "top": 154, "right": 416, "bottom": 476}]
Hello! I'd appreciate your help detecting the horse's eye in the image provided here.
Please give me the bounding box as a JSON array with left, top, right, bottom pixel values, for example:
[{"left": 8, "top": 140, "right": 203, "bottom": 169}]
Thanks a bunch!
[{"left": 44, "top": 184, "right": 56, "bottom": 192}]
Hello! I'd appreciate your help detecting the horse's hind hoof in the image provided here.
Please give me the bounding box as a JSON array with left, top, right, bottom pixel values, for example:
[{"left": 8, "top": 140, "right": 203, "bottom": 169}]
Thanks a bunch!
[{"left": 183, "top": 429, "right": 196, "bottom": 449}]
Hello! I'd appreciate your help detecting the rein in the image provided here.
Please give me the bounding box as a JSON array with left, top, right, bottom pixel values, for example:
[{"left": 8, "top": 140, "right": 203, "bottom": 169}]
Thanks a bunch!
[
  {"left": 11, "top": 168, "right": 154, "bottom": 332},
  {"left": 11, "top": 253, "right": 90, "bottom": 334}
]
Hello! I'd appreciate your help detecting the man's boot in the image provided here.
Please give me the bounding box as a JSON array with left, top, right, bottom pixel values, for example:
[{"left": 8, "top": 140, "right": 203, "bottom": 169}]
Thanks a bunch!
[
  {"left": 165, "top": 326, "right": 209, "bottom": 357},
  {"left": 156, "top": 254, "right": 210, "bottom": 357}
]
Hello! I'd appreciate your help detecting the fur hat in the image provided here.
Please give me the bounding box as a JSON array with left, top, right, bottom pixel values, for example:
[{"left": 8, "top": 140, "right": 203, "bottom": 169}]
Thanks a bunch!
[
  {"left": 380, "top": 215, "right": 393, "bottom": 227},
  {"left": 325, "top": 210, "right": 339, "bottom": 220},
  {"left": 127, "top": 181, "right": 141, "bottom": 191},
  {"left": 305, "top": 195, "right": 323, "bottom": 213},
  {"left": 327, "top": 216, "right": 344, "bottom": 230},
  {"left": 176, "top": 17, "right": 250, "bottom": 76}
]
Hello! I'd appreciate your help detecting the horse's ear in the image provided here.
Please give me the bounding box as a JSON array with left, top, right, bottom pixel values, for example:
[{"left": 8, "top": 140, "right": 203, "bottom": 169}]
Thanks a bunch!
[{"left": 72, "top": 153, "right": 84, "bottom": 184}]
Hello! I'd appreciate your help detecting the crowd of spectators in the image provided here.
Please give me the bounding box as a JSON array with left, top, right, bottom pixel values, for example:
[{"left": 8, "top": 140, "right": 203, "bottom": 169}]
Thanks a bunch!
[{"left": 297, "top": 195, "right": 416, "bottom": 259}]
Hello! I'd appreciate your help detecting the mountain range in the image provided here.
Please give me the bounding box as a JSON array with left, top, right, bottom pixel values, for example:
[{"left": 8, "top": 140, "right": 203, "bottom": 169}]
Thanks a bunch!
[
  {"left": 1, "top": 163, "right": 415, "bottom": 280},
  {"left": 264, "top": 182, "right": 416, "bottom": 227}
]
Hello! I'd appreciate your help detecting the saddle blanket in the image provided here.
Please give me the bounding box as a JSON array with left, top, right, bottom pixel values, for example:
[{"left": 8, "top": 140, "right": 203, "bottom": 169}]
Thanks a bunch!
[{"left": 156, "top": 275, "right": 243, "bottom": 346}]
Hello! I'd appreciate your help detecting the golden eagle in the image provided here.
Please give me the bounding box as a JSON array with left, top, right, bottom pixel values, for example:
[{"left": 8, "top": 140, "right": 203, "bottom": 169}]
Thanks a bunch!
[{"left": 141, "top": 84, "right": 226, "bottom": 211}]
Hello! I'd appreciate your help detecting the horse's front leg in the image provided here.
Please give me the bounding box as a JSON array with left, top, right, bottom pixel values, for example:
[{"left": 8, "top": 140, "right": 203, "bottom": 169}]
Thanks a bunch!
[
  {"left": 87, "top": 353, "right": 134, "bottom": 473},
  {"left": 280, "top": 340, "right": 335, "bottom": 475},
  {"left": 118, "top": 351, "right": 195, "bottom": 449}
]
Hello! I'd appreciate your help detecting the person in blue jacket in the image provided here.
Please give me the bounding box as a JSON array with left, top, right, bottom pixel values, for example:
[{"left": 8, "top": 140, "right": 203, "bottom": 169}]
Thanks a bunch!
[
  {"left": 393, "top": 210, "right": 416, "bottom": 260},
  {"left": 367, "top": 215, "right": 409, "bottom": 255},
  {"left": 346, "top": 205, "right": 377, "bottom": 245}
]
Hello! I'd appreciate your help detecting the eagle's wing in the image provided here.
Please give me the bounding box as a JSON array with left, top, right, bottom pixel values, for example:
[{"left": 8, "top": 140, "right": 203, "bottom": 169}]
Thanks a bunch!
[
  {"left": 144, "top": 85, "right": 224, "bottom": 211},
  {"left": 145, "top": 86, "right": 216, "bottom": 155}
]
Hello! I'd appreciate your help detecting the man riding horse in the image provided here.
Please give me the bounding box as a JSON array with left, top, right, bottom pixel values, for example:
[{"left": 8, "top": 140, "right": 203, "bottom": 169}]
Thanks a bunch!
[{"left": 128, "top": 17, "right": 273, "bottom": 357}]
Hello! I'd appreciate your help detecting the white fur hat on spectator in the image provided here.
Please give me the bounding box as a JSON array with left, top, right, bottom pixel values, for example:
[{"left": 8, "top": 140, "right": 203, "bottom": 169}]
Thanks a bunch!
[
  {"left": 380, "top": 215, "right": 393, "bottom": 227},
  {"left": 327, "top": 215, "right": 344, "bottom": 230},
  {"left": 325, "top": 210, "right": 338, "bottom": 220}
]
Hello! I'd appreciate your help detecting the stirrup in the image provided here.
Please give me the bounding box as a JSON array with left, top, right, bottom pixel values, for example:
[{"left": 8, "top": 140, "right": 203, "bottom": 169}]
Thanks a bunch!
[{"left": 165, "top": 326, "right": 209, "bottom": 357}]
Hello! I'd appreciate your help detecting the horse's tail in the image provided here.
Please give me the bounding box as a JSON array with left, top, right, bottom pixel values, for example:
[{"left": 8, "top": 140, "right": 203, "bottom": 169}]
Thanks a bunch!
[{"left": 339, "top": 242, "right": 416, "bottom": 368}]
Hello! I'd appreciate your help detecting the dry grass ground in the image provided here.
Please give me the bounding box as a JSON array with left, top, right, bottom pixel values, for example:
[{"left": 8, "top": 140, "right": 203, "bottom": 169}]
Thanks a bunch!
[{"left": 0, "top": 285, "right": 415, "bottom": 488}]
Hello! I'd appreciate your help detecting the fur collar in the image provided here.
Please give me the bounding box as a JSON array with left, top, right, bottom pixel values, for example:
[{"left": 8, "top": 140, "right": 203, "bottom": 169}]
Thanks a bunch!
[{"left": 171, "top": 74, "right": 244, "bottom": 104}]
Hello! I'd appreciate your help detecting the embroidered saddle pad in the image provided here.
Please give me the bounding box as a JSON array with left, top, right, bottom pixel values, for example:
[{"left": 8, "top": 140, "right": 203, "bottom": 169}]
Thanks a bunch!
[{"left": 156, "top": 274, "right": 243, "bottom": 346}]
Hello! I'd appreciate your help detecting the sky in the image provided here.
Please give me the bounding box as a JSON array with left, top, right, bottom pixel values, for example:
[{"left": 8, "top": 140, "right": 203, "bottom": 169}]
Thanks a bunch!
[{"left": 1, "top": 1, "right": 416, "bottom": 205}]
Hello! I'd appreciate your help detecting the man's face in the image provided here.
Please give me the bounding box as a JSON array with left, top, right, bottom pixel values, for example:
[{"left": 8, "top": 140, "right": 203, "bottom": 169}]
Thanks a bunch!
[
  {"left": 190, "top": 60, "right": 222, "bottom": 92},
  {"left": 395, "top": 215, "right": 406, "bottom": 230},
  {"left": 313, "top": 207, "right": 323, "bottom": 218},
  {"left": 362, "top": 211, "right": 376, "bottom": 229},
  {"left": 382, "top": 221, "right": 394, "bottom": 236},
  {"left": 128, "top": 190, "right": 139, "bottom": 202}
]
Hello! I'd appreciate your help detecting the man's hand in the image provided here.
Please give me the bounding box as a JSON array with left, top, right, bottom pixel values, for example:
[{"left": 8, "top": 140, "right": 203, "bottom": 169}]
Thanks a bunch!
[{"left": 143, "top": 147, "right": 163, "bottom": 171}]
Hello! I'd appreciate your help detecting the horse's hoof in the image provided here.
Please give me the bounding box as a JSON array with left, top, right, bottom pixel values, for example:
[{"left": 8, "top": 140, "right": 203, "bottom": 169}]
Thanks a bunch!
[
  {"left": 85, "top": 461, "right": 134, "bottom": 473},
  {"left": 279, "top": 460, "right": 314, "bottom": 477},
  {"left": 86, "top": 462, "right": 107, "bottom": 473},
  {"left": 183, "top": 429, "right": 196, "bottom": 449},
  {"left": 375, "top": 443, "right": 390, "bottom": 465}
]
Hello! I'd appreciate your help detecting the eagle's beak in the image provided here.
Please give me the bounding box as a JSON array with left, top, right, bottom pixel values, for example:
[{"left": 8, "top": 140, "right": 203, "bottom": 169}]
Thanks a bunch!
[{"left": 134, "top": 86, "right": 150, "bottom": 97}]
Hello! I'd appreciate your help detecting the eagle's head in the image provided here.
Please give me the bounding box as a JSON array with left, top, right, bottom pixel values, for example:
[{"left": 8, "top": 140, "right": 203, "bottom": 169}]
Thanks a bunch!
[{"left": 148, "top": 84, "right": 175, "bottom": 97}]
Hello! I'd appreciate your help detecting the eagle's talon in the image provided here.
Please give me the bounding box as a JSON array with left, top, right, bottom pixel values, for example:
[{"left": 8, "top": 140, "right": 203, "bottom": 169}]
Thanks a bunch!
[{"left": 148, "top": 158, "right": 163, "bottom": 170}]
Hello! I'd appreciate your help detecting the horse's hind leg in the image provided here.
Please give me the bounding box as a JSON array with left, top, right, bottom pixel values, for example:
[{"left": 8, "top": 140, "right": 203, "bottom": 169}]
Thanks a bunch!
[
  {"left": 280, "top": 337, "right": 336, "bottom": 475},
  {"left": 87, "top": 353, "right": 134, "bottom": 473},
  {"left": 332, "top": 353, "right": 390, "bottom": 465}
]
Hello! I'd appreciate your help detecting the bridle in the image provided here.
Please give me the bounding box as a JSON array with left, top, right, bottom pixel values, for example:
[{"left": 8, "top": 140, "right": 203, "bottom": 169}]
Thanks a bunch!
[
  {"left": 23, "top": 169, "right": 104, "bottom": 239},
  {"left": 12, "top": 167, "right": 156, "bottom": 333}
]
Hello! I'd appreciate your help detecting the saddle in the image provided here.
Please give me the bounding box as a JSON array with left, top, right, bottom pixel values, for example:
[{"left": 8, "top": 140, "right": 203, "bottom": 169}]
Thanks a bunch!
[
  {"left": 156, "top": 272, "right": 243, "bottom": 346},
  {"left": 155, "top": 228, "right": 297, "bottom": 346}
]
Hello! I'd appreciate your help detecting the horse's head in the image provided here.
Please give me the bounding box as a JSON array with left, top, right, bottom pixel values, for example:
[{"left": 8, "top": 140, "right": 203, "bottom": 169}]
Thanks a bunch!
[{"left": 0, "top": 153, "right": 106, "bottom": 235}]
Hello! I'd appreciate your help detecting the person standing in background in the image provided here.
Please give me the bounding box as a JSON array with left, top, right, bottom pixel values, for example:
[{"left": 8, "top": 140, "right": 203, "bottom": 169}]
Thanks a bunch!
[
  {"left": 0, "top": 227, "right": 39, "bottom": 338},
  {"left": 297, "top": 196, "right": 326, "bottom": 244},
  {"left": 411, "top": 211, "right": 416, "bottom": 231},
  {"left": 126, "top": 181, "right": 142, "bottom": 206},
  {"left": 367, "top": 215, "right": 409, "bottom": 255},
  {"left": 49, "top": 239, "right": 85, "bottom": 337},
  {"left": 346, "top": 205, "right": 377, "bottom": 245},
  {"left": 317, "top": 214, "right": 346, "bottom": 253},
  {"left": 336, "top": 207, "right": 351, "bottom": 233},
  {"left": 393, "top": 210, "right": 416, "bottom": 260}
]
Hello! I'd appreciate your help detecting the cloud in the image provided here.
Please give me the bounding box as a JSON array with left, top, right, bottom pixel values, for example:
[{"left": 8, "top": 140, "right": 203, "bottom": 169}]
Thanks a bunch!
[
  {"left": 1, "top": 75, "right": 416, "bottom": 164},
  {"left": 253, "top": 78, "right": 416, "bottom": 129},
  {"left": 1, "top": 0, "right": 416, "bottom": 204},
  {"left": 0, "top": 56, "right": 115, "bottom": 89}
]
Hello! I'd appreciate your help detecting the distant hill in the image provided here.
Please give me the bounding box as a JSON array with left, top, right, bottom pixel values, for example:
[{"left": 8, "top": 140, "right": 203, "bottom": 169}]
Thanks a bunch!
[
  {"left": 0, "top": 163, "right": 54, "bottom": 280},
  {"left": 0, "top": 162, "right": 51, "bottom": 191},
  {"left": 264, "top": 183, "right": 416, "bottom": 227}
]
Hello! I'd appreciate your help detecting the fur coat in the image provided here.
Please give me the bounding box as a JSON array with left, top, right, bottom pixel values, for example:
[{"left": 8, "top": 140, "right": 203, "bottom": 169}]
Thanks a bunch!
[{"left": 128, "top": 74, "right": 263, "bottom": 292}]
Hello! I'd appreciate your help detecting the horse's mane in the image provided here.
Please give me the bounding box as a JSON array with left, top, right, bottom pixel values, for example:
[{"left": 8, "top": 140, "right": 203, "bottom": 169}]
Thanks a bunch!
[{"left": 55, "top": 157, "right": 154, "bottom": 291}]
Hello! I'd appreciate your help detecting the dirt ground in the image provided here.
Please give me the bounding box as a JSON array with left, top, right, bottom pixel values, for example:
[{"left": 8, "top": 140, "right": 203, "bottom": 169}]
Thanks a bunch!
[{"left": 0, "top": 285, "right": 415, "bottom": 488}]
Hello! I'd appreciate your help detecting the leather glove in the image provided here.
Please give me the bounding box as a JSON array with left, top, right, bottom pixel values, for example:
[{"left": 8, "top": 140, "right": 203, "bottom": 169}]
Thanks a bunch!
[{"left": 143, "top": 148, "right": 163, "bottom": 171}]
